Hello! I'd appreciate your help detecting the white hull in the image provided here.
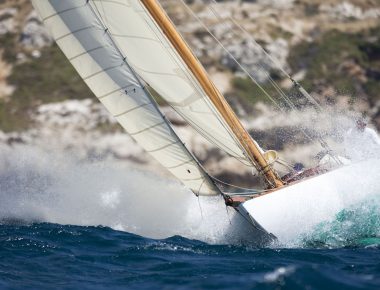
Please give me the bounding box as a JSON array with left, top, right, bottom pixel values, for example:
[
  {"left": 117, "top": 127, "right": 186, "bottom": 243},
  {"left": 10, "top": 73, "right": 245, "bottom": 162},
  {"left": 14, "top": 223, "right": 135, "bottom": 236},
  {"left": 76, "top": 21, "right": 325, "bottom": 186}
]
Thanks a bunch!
[{"left": 238, "top": 159, "right": 380, "bottom": 244}]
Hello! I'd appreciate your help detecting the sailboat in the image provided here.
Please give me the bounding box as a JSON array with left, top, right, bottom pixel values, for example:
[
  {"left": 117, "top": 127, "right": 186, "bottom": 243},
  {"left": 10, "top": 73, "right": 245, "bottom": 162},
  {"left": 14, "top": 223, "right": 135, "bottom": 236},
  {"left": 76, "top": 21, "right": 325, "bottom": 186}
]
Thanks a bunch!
[{"left": 31, "top": 0, "right": 379, "bottom": 243}]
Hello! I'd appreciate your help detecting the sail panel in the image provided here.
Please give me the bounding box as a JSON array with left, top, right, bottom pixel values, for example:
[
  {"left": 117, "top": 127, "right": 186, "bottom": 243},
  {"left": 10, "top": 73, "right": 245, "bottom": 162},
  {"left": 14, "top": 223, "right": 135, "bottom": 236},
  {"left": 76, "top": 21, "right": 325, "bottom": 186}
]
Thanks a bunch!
[
  {"left": 31, "top": 0, "right": 219, "bottom": 196},
  {"left": 90, "top": 0, "right": 251, "bottom": 165}
]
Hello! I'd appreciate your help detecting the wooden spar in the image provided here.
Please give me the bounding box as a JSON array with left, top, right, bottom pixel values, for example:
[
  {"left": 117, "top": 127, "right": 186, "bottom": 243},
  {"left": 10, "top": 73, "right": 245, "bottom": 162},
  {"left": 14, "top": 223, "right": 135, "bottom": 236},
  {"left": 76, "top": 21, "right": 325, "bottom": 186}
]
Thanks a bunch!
[{"left": 140, "top": 0, "right": 283, "bottom": 188}]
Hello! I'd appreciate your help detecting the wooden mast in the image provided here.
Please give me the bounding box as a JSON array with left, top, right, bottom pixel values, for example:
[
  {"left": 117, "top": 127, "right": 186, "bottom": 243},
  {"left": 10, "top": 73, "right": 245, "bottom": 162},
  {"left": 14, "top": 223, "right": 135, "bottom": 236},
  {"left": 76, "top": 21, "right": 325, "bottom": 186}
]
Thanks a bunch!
[{"left": 141, "top": 0, "right": 283, "bottom": 188}]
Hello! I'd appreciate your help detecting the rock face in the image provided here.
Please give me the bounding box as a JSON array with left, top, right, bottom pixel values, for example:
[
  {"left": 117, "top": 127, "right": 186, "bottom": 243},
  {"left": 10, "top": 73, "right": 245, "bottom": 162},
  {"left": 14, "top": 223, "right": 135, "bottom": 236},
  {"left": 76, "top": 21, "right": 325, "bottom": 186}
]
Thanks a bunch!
[
  {"left": 0, "top": 7, "right": 17, "bottom": 35},
  {"left": 0, "top": 97, "right": 358, "bottom": 188},
  {"left": 222, "top": 38, "right": 289, "bottom": 82},
  {"left": 321, "top": 2, "right": 380, "bottom": 21},
  {"left": 0, "top": 99, "right": 271, "bottom": 185},
  {"left": 20, "top": 10, "right": 53, "bottom": 49},
  {"left": 0, "top": 51, "right": 14, "bottom": 98},
  {"left": 0, "top": 99, "right": 148, "bottom": 164},
  {"left": 256, "top": 0, "right": 294, "bottom": 9}
]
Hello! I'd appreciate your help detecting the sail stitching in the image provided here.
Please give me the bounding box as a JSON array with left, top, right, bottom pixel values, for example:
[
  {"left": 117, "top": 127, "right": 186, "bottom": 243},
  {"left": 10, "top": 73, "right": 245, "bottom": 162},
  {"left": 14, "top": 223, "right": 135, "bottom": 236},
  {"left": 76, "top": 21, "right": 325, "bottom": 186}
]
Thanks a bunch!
[
  {"left": 42, "top": 5, "right": 85, "bottom": 21},
  {"left": 146, "top": 140, "right": 180, "bottom": 153},
  {"left": 129, "top": 121, "right": 166, "bottom": 136},
  {"left": 165, "top": 159, "right": 193, "bottom": 170},
  {"left": 181, "top": 176, "right": 204, "bottom": 182},
  {"left": 69, "top": 45, "right": 107, "bottom": 61},
  {"left": 128, "top": 62, "right": 185, "bottom": 78},
  {"left": 83, "top": 63, "right": 123, "bottom": 80},
  {"left": 113, "top": 102, "right": 151, "bottom": 117},
  {"left": 55, "top": 26, "right": 94, "bottom": 42},
  {"left": 111, "top": 33, "right": 162, "bottom": 44}
]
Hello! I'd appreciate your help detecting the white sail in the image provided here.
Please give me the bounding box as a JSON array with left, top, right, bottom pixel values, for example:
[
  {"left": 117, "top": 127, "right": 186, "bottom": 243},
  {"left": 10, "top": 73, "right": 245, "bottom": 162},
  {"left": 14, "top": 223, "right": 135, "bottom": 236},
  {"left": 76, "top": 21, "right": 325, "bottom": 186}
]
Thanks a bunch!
[
  {"left": 31, "top": 0, "right": 220, "bottom": 196},
  {"left": 88, "top": 0, "right": 251, "bottom": 166}
]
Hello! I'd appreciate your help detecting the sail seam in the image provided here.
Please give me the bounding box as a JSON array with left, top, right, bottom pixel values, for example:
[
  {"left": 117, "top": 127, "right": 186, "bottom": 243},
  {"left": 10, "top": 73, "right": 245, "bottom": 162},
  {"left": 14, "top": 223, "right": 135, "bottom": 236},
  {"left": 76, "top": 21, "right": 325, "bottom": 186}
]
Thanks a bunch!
[
  {"left": 111, "top": 33, "right": 162, "bottom": 44},
  {"left": 129, "top": 121, "right": 166, "bottom": 136},
  {"left": 181, "top": 176, "right": 204, "bottom": 182},
  {"left": 166, "top": 93, "right": 202, "bottom": 108},
  {"left": 131, "top": 63, "right": 182, "bottom": 78},
  {"left": 113, "top": 103, "right": 151, "bottom": 118},
  {"left": 83, "top": 64, "right": 122, "bottom": 80},
  {"left": 146, "top": 141, "right": 180, "bottom": 153},
  {"left": 69, "top": 45, "right": 107, "bottom": 61},
  {"left": 42, "top": 5, "right": 85, "bottom": 21},
  {"left": 165, "top": 159, "right": 193, "bottom": 169},
  {"left": 55, "top": 26, "right": 94, "bottom": 42}
]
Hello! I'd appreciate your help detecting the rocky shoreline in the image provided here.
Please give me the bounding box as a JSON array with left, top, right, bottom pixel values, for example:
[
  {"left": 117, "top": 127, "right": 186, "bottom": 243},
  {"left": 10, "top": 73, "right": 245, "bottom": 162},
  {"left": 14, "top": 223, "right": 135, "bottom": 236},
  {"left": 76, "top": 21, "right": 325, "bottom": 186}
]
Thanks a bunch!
[{"left": 0, "top": 98, "right": 362, "bottom": 188}]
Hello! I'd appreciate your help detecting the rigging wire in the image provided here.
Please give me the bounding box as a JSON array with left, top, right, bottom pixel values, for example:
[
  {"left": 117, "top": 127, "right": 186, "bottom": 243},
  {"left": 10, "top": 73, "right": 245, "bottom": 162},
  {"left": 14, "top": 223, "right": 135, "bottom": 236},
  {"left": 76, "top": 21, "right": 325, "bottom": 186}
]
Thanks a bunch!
[
  {"left": 181, "top": 0, "right": 301, "bottom": 113},
  {"left": 96, "top": 0, "right": 335, "bottom": 190},
  {"left": 177, "top": 0, "right": 294, "bottom": 186},
  {"left": 179, "top": 0, "right": 283, "bottom": 111},
  {"left": 88, "top": 0, "right": 225, "bottom": 196},
  {"left": 202, "top": 3, "right": 317, "bottom": 136},
  {"left": 205, "top": 5, "right": 296, "bottom": 110},
  {"left": 209, "top": 174, "right": 266, "bottom": 193},
  {"left": 206, "top": 0, "right": 343, "bottom": 161},
  {"left": 177, "top": 0, "right": 311, "bottom": 156},
  {"left": 94, "top": 0, "right": 266, "bottom": 191},
  {"left": 208, "top": 0, "right": 322, "bottom": 110},
  {"left": 136, "top": 0, "right": 263, "bottom": 172},
  {"left": 181, "top": 0, "right": 342, "bottom": 164}
]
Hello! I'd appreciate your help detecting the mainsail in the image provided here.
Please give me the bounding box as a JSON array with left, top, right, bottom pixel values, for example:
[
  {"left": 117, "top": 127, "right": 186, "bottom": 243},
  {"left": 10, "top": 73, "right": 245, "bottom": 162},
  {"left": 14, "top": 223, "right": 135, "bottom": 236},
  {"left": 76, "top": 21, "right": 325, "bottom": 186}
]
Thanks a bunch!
[
  {"left": 87, "top": 0, "right": 283, "bottom": 187},
  {"left": 87, "top": 0, "right": 251, "bottom": 166},
  {"left": 31, "top": 0, "right": 220, "bottom": 196}
]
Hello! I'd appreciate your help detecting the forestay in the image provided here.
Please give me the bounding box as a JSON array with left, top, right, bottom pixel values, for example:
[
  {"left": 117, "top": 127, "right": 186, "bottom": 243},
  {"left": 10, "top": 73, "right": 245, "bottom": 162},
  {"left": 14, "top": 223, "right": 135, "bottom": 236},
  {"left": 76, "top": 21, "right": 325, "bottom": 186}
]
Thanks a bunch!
[
  {"left": 31, "top": 0, "right": 220, "bottom": 196},
  {"left": 89, "top": 0, "right": 252, "bottom": 166}
]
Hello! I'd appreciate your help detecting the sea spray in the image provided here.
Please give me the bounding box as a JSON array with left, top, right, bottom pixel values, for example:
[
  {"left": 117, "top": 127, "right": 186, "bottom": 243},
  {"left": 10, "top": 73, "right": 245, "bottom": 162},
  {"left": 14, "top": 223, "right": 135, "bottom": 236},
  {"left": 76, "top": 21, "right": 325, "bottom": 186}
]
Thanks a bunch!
[
  {"left": 1, "top": 140, "right": 380, "bottom": 247},
  {"left": 0, "top": 145, "right": 256, "bottom": 244},
  {"left": 302, "top": 198, "right": 380, "bottom": 248}
]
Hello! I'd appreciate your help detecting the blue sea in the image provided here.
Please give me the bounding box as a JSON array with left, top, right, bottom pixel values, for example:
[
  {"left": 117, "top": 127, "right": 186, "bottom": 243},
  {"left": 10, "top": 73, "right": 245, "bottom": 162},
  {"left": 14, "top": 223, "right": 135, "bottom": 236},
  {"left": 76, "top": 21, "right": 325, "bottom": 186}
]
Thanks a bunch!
[
  {"left": 0, "top": 223, "right": 379, "bottom": 290},
  {"left": 0, "top": 148, "right": 379, "bottom": 289}
]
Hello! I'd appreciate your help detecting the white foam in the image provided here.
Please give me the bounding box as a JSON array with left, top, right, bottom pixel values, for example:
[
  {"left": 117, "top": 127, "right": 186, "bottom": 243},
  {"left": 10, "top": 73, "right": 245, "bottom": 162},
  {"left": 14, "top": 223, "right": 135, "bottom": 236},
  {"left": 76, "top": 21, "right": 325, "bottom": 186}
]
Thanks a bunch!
[{"left": 0, "top": 145, "right": 255, "bottom": 244}]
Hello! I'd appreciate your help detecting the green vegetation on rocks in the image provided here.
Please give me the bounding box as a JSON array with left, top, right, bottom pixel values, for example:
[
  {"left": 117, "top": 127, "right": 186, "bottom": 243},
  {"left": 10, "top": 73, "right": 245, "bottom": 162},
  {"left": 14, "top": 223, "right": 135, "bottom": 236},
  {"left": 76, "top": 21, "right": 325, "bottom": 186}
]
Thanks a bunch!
[
  {"left": 289, "top": 26, "right": 380, "bottom": 103},
  {"left": 0, "top": 34, "right": 93, "bottom": 132},
  {"left": 231, "top": 76, "right": 279, "bottom": 106}
]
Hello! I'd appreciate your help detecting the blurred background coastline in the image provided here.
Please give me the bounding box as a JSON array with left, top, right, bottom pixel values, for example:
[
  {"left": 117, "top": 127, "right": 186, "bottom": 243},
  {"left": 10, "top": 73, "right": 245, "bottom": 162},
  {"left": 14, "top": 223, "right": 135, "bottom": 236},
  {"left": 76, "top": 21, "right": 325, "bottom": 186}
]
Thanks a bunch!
[{"left": 0, "top": 0, "right": 380, "bottom": 186}]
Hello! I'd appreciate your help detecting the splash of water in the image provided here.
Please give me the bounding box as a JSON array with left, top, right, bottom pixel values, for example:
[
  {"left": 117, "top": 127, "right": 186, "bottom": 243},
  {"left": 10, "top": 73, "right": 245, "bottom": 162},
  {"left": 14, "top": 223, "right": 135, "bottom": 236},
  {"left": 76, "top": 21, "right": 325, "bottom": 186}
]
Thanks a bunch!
[
  {"left": 0, "top": 145, "right": 256, "bottom": 245},
  {"left": 1, "top": 135, "right": 380, "bottom": 248},
  {"left": 303, "top": 197, "right": 380, "bottom": 248}
]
